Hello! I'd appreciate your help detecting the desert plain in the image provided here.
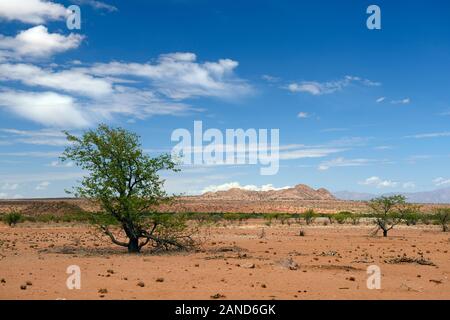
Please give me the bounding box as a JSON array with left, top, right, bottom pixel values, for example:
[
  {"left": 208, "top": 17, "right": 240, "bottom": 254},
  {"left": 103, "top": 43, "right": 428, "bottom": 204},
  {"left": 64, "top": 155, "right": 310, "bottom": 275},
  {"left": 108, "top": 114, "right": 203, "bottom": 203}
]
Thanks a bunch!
[{"left": 1, "top": 217, "right": 449, "bottom": 300}]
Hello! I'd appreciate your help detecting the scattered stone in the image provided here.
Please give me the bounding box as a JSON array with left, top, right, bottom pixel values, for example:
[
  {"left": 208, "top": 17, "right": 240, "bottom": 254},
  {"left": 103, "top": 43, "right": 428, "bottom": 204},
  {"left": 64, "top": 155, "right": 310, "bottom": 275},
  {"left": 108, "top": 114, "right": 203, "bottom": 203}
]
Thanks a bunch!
[
  {"left": 278, "top": 257, "right": 299, "bottom": 270},
  {"left": 137, "top": 281, "right": 145, "bottom": 287},
  {"left": 385, "top": 256, "right": 435, "bottom": 266},
  {"left": 98, "top": 288, "right": 108, "bottom": 294},
  {"left": 210, "top": 293, "right": 226, "bottom": 299},
  {"left": 429, "top": 279, "right": 442, "bottom": 284},
  {"left": 156, "top": 277, "right": 164, "bottom": 282}
]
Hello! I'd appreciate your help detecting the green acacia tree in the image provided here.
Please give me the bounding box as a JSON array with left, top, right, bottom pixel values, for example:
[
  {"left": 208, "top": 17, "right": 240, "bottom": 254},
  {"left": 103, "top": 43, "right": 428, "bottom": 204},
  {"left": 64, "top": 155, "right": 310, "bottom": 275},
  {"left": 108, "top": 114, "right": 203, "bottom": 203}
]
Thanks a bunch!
[
  {"left": 61, "top": 124, "right": 192, "bottom": 253},
  {"left": 369, "top": 195, "right": 409, "bottom": 237}
]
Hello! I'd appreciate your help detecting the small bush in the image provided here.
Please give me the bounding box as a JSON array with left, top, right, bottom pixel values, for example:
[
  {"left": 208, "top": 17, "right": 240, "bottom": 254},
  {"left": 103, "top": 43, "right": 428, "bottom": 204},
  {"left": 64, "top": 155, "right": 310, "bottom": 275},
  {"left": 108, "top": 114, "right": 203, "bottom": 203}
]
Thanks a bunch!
[
  {"left": 421, "top": 214, "right": 432, "bottom": 225},
  {"left": 433, "top": 208, "right": 450, "bottom": 232},
  {"left": 4, "top": 212, "right": 23, "bottom": 227},
  {"left": 349, "top": 213, "right": 361, "bottom": 225},
  {"left": 303, "top": 209, "right": 316, "bottom": 225},
  {"left": 279, "top": 214, "right": 291, "bottom": 225},
  {"left": 325, "top": 214, "right": 334, "bottom": 224},
  {"left": 335, "top": 212, "right": 351, "bottom": 224},
  {"left": 404, "top": 212, "right": 420, "bottom": 226},
  {"left": 299, "top": 229, "right": 306, "bottom": 236}
]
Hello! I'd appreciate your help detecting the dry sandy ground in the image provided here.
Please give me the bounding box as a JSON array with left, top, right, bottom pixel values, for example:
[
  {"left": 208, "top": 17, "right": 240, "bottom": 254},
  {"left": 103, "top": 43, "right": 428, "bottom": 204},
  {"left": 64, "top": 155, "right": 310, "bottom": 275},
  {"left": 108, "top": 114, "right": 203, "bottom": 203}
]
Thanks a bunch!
[{"left": 0, "top": 221, "right": 449, "bottom": 300}]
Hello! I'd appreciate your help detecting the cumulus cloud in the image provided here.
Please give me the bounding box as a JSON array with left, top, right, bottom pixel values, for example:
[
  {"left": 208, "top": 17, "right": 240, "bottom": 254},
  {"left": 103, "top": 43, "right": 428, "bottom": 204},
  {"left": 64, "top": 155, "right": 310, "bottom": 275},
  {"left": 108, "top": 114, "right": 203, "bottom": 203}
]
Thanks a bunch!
[
  {"left": 201, "top": 182, "right": 291, "bottom": 194},
  {"left": 359, "top": 176, "right": 398, "bottom": 188},
  {"left": 0, "top": 25, "right": 83, "bottom": 59},
  {"left": 0, "top": 90, "right": 90, "bottom": 127},
  {"left": 287, "top": 76, "right": 380, "bottom": 95},
  {"left": 0, "top": 0, "right": 68, "bottom": 24},
  {"left": 0, "top": 52, "right": 252, "bottom": 126},
  {"left": 87, "top": 52, "right": 252, "bottom": 99}
]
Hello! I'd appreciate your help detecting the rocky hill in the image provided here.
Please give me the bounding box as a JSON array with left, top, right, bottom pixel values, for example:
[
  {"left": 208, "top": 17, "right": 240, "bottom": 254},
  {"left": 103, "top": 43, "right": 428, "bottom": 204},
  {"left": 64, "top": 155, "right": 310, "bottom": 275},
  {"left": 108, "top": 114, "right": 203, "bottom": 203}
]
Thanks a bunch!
[{"left": 200, "top": 184, "right": 336, "bottom": 201}]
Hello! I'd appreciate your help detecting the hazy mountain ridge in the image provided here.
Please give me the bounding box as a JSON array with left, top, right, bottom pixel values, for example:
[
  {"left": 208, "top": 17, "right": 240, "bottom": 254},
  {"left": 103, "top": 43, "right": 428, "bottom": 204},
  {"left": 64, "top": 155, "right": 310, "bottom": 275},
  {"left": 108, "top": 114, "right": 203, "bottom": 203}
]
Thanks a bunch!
[{"left": 334, "top": 187, "right": 450, "bottom": 204}]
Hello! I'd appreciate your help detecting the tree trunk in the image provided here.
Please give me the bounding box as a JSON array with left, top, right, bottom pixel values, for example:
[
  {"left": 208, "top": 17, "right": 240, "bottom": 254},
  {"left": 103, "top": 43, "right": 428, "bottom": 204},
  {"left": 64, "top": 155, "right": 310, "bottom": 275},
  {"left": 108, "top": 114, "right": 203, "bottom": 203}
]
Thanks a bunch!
[
  {"left": 383, "top": 229, "right": 388, "bottom": 237},
  {"left": 128, "top": 237, "right": 140, "bottom": 253}
]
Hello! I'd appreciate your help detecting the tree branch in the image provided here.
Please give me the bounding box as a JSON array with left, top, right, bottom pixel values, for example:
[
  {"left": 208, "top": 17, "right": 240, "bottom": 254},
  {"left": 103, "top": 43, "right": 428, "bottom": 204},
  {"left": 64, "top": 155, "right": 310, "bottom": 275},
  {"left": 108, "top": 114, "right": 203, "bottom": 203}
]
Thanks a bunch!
[{"left": 101, "top": 225, "right": 128, "bottom": 247}]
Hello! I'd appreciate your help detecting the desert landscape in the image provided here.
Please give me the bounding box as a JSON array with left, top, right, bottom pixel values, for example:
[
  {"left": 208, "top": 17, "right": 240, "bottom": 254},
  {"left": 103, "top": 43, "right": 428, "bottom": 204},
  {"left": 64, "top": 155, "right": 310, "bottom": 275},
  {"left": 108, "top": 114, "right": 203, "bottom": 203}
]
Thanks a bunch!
[
  {"left": 1, "top": 1, "right": 449, "bottom": 306},
  {"left": 1, "top": 185, "right": 449, "bottom": 300}
]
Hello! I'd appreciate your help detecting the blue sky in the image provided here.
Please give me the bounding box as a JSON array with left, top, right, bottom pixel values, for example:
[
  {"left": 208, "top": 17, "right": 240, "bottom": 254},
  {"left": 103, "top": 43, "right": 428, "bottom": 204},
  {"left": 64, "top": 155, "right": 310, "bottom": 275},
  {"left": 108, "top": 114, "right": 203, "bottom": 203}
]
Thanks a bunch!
[{"left": 0, "top": 0, "right": 450, "bottom": 198}]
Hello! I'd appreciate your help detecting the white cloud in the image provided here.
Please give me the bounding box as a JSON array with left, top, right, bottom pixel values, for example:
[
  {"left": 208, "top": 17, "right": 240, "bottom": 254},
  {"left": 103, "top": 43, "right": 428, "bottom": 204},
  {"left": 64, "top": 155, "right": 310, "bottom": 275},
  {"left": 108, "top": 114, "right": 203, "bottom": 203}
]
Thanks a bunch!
[
  {"left": 278, "top": 148, "right": 345, "bottom": 160},
  {"left": 318, "top": 157, "right": 377, "bottom": 171},
  {"left": 87, "top": 52, "right": 252, "bottom": 99},
  {"left": 287, "top": 75, "right": 380, "bottom": 95},
  {"left": 35, "top": 181, "right": 50, "bottom": 190},
  {"left": 0, "top": 151, "right": 61, "bottom": 157},
  {"left": 261, "top": 74, "right": 280, "bottom": 83},
  {"left": 0, "top": 172, "right": 83, "bottom": 183},
  {"left": 391, "top": 98, "right": 410, "bottom": 105},
  {"left": 0, "top": 25, "right": 83, "bottom": 59},
  {"left": 0, "top": 52, "right": 250, "bottom": 126},
  {"left": 297, "top": 112, "right": 309, "bottom": 118},
  {"left": 1, "top": 182, "right": 19, "bottom": 190},
  {"left": 433, "top": 177, "right": 450, "bottom": 187},
  {"left": 71, "top": 0, "right": 117, "bottom": 12},
  {"left": 201, "top": 182, "right": 291, "bottom": 194},
  {"left": 406, "top": 132, "right": 450, "bottom": 139},
  {"left": 0, "top": 192, "right": 8, "bottom": 199},
  {"left": 0, "top": 128, "right": 69, "bottom": 146},
  {"left": 376, "top": 97, "right": 386, "bottom": 103},
  {"left": 49, "top": 160, "right": 74, "bottom": 167},
  {"left": 0, "top": 90, "right": 90, "bottom": 127},
  {"left": 359, "top": 176, "right": 398, "bottom": 188},
  {"left": 320, "top": 127, "right": 348, "bottom": 133},
  {"left": 402, "top": 182, "right": 416, "bottom": 189},
  {"left": 374, "top": 145, "right": 392, "bottom": 150},
  {"left": 0, "top": 0, "right": 67, "bottom": 24},
  {"left": 0, "top": 63, "right": 112, "bottom": 97}
]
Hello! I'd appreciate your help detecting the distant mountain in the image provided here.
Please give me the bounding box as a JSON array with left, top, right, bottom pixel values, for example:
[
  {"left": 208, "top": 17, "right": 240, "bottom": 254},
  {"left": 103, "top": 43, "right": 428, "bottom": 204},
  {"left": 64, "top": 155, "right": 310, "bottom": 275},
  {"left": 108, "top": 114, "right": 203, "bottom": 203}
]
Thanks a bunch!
[
  {"left": 201, "top": 184, "right": 336, "bottom": 201},
  {"left": 333, "top": 191, "right": 375, "bottom": 201},
  {"left": 334, "top": 187, "right": 450, "bottom": 204}
]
